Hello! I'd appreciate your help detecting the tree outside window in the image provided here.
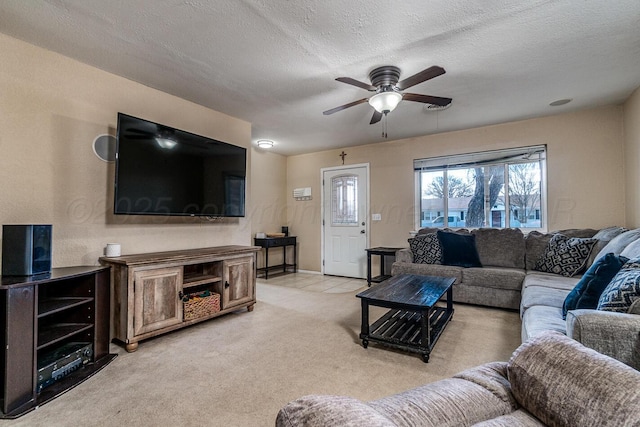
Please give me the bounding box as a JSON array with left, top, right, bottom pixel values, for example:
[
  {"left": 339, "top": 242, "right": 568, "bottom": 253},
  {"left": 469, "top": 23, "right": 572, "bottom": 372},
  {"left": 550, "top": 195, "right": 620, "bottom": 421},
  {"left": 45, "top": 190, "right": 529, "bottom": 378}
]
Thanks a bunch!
[{"left": 415, "top": 147, "right": 545, "bottom": 230}]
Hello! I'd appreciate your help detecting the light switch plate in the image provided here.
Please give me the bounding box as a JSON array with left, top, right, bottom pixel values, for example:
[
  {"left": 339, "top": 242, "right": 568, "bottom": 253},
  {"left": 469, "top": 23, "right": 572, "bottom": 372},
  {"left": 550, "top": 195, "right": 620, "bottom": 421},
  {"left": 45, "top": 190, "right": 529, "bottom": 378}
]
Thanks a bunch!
[{"left": 372, "top": 213, "right": 382, "bottom": 221}]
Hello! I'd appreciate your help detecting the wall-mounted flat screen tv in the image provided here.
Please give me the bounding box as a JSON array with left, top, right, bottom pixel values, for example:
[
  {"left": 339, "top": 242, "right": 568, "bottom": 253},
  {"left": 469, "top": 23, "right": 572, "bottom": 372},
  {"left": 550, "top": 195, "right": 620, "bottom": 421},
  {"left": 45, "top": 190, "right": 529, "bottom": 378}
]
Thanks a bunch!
[{"left": 114, "top": 113, "right": 246, "bottom": 217}]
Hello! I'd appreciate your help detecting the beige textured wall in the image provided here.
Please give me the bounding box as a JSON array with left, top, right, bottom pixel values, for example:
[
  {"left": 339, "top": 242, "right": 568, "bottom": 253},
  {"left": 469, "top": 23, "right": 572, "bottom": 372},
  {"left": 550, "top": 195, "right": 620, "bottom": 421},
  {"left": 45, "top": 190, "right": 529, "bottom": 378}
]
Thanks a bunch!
[
  {"left": 624, "top": 88, "right": 640, "bottom": 228},
  {"left": 288, "top": 106, "right": 626, "bottom": 272},
  {"left": 0, "top": 34, "right": 252, "bottom": 267},
  {"left": 250, "top": 148, "right": 287, "bottom": 268}
]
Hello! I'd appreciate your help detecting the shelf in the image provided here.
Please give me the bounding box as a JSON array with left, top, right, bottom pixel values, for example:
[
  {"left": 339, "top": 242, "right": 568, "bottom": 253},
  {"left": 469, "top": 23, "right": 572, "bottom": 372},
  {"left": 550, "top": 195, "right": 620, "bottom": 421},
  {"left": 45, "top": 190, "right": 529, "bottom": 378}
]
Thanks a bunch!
[
  {"left": 1, "top": 266, "right": 114, "bottom": 419},
  {"left": 371, "top": 275, "right": 391, "bottom": 283},
  {"left": 38, "top": 297, "right": 94, "bottom": 318},
  {"left": 182, "top": 274, "right": 222, "bottom": 288},
  {"left": 37, "top": 323, "right": 93, "bottom": 350}
]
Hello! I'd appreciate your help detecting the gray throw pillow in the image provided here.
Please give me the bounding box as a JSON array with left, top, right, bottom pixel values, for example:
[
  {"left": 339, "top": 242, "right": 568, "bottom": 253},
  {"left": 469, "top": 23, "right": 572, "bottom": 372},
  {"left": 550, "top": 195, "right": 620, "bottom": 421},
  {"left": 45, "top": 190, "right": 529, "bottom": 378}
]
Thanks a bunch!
[
  {"left": 597, "top": 258, "right": 640, "bottom": 313},
  {"left": 534, "top": 234, "right": 597, "bottom": 277},
  {"left": 408, "top": 233, "right": 442, "bottom": 264}
]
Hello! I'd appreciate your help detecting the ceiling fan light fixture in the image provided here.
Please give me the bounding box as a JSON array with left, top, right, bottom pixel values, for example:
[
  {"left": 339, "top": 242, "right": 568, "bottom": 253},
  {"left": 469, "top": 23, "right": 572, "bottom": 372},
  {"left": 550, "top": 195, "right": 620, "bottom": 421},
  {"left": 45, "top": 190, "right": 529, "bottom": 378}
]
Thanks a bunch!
[
  {"left": 368, "top": 91, "right": 402, "bottom": 113},
  {"left": 155, "top": 137, "right": 177, "bottom": 149}
]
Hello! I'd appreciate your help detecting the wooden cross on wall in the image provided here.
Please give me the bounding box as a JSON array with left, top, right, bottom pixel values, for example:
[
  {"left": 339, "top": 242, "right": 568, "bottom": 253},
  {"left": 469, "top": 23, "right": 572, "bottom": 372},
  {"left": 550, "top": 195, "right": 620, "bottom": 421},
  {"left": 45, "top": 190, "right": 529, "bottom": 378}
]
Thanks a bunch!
[{"left": 339, "top": 151, "right": 347, "bottom": 165}]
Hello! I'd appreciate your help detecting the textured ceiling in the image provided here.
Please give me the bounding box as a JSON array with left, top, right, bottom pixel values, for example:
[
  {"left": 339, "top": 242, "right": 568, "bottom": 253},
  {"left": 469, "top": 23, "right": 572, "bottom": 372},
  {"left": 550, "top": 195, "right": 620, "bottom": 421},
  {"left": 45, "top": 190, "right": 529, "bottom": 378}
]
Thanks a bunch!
[{"left": 1, "top": 1, "right": 639, "bottom": 155}]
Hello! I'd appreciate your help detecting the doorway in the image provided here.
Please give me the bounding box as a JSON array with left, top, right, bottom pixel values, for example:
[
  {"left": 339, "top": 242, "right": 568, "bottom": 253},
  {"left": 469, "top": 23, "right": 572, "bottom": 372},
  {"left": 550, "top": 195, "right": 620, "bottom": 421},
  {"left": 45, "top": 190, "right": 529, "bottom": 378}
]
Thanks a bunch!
[{"left": 321, "top": 164, "right": 369, "bottom": 278}]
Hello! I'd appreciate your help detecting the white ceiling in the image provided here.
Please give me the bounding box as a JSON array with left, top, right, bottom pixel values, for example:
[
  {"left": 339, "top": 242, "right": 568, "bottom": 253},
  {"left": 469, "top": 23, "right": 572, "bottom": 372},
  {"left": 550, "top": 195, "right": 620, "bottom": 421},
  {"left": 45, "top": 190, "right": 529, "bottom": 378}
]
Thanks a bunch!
[{"left": 1, "top": 1, "right": 639, "bottom": 156}]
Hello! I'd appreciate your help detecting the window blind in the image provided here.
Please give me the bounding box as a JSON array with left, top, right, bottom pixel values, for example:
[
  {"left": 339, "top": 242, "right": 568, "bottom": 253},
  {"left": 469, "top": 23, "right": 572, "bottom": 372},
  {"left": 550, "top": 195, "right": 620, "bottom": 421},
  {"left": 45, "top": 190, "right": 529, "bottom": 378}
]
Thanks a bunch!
[{"left": 414, "top": 145, "right": 546, "bottom": 171}]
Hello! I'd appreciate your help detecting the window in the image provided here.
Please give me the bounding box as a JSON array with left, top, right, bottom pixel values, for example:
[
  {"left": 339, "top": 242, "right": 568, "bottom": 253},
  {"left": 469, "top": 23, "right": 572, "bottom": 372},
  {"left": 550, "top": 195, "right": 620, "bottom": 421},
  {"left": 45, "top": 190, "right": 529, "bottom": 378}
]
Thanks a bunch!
[
  {"left": 414, "top": 146, "right": 546, "bottom": 230},
  {"left": 331, "top": 174, "right": 358, "bottom": 225}
]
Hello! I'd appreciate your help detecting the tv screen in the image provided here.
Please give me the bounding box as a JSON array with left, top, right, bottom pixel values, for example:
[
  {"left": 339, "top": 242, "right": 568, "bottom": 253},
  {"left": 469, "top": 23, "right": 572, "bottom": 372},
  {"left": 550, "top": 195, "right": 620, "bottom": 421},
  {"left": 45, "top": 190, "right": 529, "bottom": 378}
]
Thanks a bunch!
[{"left": 114, "top": 113, "right": 246, "bottom": 217}]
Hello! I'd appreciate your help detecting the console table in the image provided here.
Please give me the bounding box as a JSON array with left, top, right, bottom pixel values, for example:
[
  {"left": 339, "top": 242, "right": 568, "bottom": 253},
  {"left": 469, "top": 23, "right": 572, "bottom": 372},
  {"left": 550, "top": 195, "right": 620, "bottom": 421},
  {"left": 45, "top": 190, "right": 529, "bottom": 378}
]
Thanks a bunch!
[
  {"left": 100, "top": 246, "right": 259, "bottom": 352},
  {"left": 254, "top": 236, "right": 297, "bottom": 279},
  {"left": 366, "top": 247, "right": 403, "bottom": 286}
]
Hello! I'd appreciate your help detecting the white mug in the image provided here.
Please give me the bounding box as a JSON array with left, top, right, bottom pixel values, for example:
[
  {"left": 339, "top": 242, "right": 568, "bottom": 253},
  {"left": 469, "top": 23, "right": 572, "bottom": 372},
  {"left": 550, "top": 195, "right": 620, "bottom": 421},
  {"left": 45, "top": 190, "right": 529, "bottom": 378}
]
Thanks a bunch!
[{"left": 105, "top": 243, "right": 121, "bottom": 257}]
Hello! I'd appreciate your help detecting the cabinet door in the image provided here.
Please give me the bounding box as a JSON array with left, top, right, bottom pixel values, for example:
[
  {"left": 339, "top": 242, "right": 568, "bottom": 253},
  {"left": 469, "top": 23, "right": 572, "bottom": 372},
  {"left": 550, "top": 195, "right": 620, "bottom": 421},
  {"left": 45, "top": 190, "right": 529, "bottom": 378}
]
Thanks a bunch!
[
  {"left": 223, "top": 256, "right": 255, "bottom": 309},
  {"left": 133, "top": 267, "right": 183, "bottom": 336}
]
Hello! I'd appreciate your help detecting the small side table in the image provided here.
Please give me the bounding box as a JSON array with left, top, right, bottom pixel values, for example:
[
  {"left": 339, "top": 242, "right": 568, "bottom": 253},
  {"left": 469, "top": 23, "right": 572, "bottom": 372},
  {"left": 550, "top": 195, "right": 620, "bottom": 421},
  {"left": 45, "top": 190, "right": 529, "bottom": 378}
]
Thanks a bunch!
[
  {"left": 366, "top": 247, "right": 403, "bottom": 286},
  {"left": 254, "top": 236, "right": 297, "bottom": 279}
]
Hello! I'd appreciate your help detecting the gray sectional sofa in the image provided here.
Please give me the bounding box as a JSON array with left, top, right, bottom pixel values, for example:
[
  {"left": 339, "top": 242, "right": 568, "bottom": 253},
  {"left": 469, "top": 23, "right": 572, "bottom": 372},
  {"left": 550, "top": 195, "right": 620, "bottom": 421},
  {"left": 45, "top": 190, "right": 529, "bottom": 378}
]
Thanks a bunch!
[
  {"left": 276, "top": 332, "right": 640, "bottom": 426},
  {"left": 391, "top": 226, "right": 640, "bottom": 369}
]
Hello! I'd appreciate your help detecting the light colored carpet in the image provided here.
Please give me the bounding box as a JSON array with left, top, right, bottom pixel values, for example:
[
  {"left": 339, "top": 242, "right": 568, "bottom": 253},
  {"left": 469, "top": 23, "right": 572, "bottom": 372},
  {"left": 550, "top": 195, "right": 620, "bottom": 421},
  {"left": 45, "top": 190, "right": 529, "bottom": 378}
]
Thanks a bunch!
[{"left": 5, "top": 282, "right": 521, "bottom": 426}]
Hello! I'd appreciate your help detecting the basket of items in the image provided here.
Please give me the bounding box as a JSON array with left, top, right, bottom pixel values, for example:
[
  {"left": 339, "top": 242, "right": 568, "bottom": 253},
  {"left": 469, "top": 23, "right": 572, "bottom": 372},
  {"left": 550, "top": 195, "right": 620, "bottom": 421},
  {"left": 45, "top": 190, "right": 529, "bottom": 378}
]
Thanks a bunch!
[{"left": 182, "top": 290, "right": 221, "bottom": 321}]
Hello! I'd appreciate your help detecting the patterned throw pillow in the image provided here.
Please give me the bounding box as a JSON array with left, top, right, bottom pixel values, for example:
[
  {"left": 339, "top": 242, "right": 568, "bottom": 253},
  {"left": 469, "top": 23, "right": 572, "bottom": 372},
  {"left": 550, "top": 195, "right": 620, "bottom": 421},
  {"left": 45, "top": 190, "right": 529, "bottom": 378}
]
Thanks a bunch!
[
  {"left": 597, "top": 259, "right": 640, "bottom": 313},
  {"left": 534, "top": 234, "right": 597, "bottom": 277},
  {"left": 409, "top": 233, "right": 442, "bottom": 264}
]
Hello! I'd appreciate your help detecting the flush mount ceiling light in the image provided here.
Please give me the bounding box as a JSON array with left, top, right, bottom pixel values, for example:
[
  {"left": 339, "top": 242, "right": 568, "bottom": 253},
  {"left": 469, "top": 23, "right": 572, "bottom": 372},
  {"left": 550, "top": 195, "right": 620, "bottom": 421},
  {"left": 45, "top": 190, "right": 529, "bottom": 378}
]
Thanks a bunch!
[
  {"left": 256, "top": 139, "right": 274, "bottom": 148},
  {"left": 549, "top": 98, "right": 572, "bottom": 107},
  {"left": 368, "top": 91, "right": 403, "bottom": 113}
]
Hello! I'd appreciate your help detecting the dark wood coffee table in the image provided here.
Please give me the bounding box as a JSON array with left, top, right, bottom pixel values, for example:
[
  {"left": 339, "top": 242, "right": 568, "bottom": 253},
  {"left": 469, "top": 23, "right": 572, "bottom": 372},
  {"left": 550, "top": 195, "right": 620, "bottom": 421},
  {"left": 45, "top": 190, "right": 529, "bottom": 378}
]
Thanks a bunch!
[{"left": 356, "top": 274, "right": 455, "bottom": 362}]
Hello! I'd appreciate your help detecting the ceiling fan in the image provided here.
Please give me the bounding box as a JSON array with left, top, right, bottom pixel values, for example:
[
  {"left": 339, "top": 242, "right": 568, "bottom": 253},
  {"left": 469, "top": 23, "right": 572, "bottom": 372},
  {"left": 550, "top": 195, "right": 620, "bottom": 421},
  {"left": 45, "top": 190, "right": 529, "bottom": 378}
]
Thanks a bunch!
[
  {"left": 125, "top": 127, "right": 178, "bottom": 149},
  {"left": 323, "top": 65, "right": 452, "bottom": 126}
]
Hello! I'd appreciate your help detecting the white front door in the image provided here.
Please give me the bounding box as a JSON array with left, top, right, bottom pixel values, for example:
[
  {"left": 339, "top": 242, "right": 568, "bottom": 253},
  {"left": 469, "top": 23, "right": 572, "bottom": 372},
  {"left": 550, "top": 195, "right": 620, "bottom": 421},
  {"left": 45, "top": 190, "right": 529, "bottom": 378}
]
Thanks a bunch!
[{"left": 322, "top": 164, "right": 368, "bottom": 278}]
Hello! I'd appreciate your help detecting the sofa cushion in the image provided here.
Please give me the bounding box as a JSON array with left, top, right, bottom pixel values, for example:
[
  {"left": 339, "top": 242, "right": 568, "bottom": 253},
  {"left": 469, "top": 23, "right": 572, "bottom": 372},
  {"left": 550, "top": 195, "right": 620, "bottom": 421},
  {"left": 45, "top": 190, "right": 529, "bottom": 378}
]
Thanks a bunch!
[
  {"left": 472, "top": 228, "right": 525, "bottom": 269},
  {"left": 533, "top": 234, "right": 597, "bottom": 277},
  {"left": 522, "top": 271, "right": 580, "bottom": 293},
  {"left": 275, "top": 394, "right": 395, "bottom": 427},
  {"left": 391, "top": 262, "right": 463, "bottom": 285},
  {"left": 620, "top": 237, "right": 640, "bottom": 259},
  {"left": 462, "top": 267, "right": 525, "bottom": 292},
  {"left": 508, "top": 332, "right": 640, "bottom": 427},
  {"left": 408, "top": 233, "right": 442, "bottom": 264},
  {"left": 566, "top": 309, "right": 640, "bottom": 369},
  {"left": 472, "top": 410, "right": 545, "bottom": 426},
  {"left": 562, "top": 253, "right": 628, "bottom": 319},
  {"left": 521, "top": 285, "right": 571, "bottom": 316},
  {"left": 598, "top": 259, "right": 640, "bottom": 313},
  {"left": 521, "top": 305, "right": 567, "bottom": 341},
  {"left": 594, "top": 228, "right": 640, "bottom": 260},
  {"left": 437, "top": 230, "right": 482, "bottom": 268},
  {"left": 588, "top": 226, "right": 627, "bottom": 265},
  {"left": 371, "top": 363, "right": 517, "bottom": 427},
  {"left": 522, "top": 271, "right": 579, "bottom": 292},
  {"left": 524, "top": 231, "right": 553, "bottom": 271}
]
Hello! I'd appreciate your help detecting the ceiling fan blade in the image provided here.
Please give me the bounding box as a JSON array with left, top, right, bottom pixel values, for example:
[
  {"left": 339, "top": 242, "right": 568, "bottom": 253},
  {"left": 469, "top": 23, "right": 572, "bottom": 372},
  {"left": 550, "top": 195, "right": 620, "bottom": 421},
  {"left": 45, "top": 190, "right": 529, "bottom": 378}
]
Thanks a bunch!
[
  {"left": 402, "top": 93, "right": 452, "bottom": 107},
  {"left": 396, "top": 66, "right": 446, "bottom": 90},
  {"left": 323, "top": 98, "right": 369, "bottom": 115},
  {"left": 335, "top": 77, "right": 377, "bottom": 91},
  {"left": 370, "top": 110, "right": 383, "bottom": 124},
  {"left": 126, "top": 128, "right": 153, "bottom": 135}
]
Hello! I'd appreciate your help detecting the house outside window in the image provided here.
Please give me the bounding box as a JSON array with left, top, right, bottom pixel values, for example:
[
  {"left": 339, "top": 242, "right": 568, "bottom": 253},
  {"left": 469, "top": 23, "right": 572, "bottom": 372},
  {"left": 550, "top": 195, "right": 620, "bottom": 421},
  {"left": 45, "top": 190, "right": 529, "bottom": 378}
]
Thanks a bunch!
[{"left": 415, "top": 146, "right": 546, "bottom": 230}]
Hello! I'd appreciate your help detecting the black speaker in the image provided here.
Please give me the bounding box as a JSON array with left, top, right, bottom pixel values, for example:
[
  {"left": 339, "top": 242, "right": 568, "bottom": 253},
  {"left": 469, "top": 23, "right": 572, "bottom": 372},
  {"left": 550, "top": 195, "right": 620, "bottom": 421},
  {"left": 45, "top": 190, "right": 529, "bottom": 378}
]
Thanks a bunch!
[{"left": 2, "top": 225, "right": 52, "bottom": 276}]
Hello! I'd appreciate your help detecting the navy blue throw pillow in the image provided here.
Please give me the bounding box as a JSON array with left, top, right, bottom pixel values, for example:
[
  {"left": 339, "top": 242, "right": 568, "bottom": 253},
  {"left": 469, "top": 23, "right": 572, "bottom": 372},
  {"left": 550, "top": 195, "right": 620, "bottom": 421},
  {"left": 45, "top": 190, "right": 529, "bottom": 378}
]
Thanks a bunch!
[
  {"left": 562, "top": 253, "right": 628, "bottom": 319},
  {"left": 436, "top": 230, "right": 482, "bottom": 268}
]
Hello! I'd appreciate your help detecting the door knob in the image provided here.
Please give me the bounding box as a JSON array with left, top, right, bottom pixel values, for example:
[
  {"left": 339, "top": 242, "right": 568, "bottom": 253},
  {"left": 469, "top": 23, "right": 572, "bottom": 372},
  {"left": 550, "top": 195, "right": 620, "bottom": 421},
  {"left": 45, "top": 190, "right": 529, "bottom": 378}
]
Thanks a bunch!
[{"left": 360, "top": 230, "right": 365, "bottom": 234}]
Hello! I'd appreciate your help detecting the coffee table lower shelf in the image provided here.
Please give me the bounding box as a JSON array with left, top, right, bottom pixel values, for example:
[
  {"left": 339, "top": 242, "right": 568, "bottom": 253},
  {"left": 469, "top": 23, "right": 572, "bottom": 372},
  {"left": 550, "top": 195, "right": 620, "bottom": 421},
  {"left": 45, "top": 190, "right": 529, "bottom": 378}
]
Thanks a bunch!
[{"left": 360, "top": 306, "right": 452, "bottom": 363}]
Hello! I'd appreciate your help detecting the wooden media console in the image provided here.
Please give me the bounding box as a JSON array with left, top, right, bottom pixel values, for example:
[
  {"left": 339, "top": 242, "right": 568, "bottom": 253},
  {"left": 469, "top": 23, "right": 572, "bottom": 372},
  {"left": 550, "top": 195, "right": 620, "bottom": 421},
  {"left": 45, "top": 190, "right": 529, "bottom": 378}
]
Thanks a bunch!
[{"left": 100, "top": 245, "right": 259, "bottom": 352}]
